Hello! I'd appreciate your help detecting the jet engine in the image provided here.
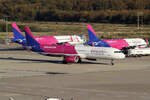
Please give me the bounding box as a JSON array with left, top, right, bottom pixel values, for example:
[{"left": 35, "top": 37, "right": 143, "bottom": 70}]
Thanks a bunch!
[{"left": 63, "top": 56, "right": 81, "bottom": 63}]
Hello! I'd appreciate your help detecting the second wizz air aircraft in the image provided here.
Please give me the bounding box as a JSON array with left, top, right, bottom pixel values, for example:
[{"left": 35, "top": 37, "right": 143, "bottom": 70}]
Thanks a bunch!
[
  {"left": 11, "top": 22, "right": 86, "bottom": 46},
  {"left": 87, "top": 24, "right": 149, "bottom": 54},
  {"left": 24, "top": 26, "right": 125, "bottom": 65}
]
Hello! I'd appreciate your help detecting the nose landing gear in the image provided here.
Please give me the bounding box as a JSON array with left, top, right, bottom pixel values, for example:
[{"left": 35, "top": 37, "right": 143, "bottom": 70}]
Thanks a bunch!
[{"left": 111, "top": 59, "right": 114, "bottom": 65}]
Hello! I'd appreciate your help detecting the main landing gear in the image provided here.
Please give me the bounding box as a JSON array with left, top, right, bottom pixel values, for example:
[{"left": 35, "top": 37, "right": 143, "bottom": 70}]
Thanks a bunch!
[{"left": 62, "top": 60, "right": 68, "bottom": 64}]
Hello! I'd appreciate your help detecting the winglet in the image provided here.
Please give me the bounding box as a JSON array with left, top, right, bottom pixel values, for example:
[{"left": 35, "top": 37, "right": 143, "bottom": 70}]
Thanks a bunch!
[{"left": 87, "top": 24, "right": 100, "bottom": 42}]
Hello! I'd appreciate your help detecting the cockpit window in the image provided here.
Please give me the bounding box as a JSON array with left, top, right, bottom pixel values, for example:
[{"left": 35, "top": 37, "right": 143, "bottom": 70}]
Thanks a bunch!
[{"left": 114, "top": 51, "right": 122, "bottom": 53}]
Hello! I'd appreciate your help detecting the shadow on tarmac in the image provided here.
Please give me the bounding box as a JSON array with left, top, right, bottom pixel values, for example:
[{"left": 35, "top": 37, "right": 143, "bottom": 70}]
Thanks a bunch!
[
  {"left": 0, "top": 57, "right": 61, "bottom": 64},
  {"left": 45, "top": 72, "right": 68, "bottom": 75},
  {"left": 0, "top": 47, "right": 25, "bottom": 51},
  {"left": 0, "top": 57, "right": 110, "bottom": 65},
  {"left": 79, "top": 61, "right": 110, "bottom": 65}
]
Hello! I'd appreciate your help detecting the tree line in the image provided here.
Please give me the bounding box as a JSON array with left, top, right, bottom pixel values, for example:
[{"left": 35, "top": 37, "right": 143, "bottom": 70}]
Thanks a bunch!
[{"left": 0, "top": 0, "right": 150, "bottom": 24}]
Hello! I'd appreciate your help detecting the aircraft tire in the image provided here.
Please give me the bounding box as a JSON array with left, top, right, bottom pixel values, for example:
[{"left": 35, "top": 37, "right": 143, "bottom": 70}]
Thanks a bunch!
[
  {"left": 74, "top": 56, "right": 79, "bottom": 63},
  {"left": 62, "top": 60, "right": 68, "bottom": 64}
]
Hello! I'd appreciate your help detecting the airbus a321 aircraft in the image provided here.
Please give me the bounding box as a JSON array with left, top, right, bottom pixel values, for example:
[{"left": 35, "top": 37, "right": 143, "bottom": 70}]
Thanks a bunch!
[
  {"left": 87, "top": 24, "right": 149, "bottom": 54},
  {"left": 11, "top": 22, "right": 86, "bottom": 46},
  {"left": 24, "top": 26, "right": 125, "bottom": 65}
]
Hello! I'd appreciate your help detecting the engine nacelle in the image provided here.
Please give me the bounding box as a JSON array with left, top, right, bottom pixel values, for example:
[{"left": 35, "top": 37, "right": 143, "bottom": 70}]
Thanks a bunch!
[{"left": 64, "top": 56, "right": 80, "bottom": 63}]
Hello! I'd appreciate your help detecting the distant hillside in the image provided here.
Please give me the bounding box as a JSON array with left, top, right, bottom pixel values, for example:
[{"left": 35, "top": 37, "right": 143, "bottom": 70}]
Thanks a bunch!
[{"left": 0, "top": 0, "right": 150, "bottom": 24}]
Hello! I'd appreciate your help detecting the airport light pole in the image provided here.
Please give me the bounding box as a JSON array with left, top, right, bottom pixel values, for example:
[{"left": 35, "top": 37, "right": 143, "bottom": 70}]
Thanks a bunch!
[
  {"left": 137, "top": 11, "right": 144, "bottom": 30},
  {"left": 4, "top": 16, "right": 9, "bottom": 45},
  {"left": 137, "top": 0, "right": 144, "bottom": 30}
]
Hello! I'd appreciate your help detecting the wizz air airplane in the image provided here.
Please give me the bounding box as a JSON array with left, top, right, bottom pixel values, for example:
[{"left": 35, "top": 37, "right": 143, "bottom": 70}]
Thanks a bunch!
[
  {"left": 11, "top": 23, "right": 86, "bottom": 46},
  {"left": 87, "top": 24, "right": 149, "bottom": 53},
  {"left": 24, "top": 26, "right": 125, "bottom": 65}
]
